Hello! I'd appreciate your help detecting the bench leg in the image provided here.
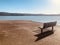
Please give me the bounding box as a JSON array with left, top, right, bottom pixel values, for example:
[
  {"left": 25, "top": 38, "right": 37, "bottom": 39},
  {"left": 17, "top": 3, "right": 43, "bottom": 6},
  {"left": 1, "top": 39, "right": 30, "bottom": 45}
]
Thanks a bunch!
[
  {"left": 52, "top": 26, "right": 53, "bottom": 31},
  {"left": 41, "top": 28, "right": 43, "bottom": 34},
  {"left": 52, "top": 26, "right": 54, "bottom": 33}
]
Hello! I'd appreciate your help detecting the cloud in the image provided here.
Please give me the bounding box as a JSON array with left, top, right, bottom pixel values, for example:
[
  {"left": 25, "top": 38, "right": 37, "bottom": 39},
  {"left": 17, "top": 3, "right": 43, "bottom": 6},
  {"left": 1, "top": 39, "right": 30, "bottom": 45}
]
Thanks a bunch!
[
  {"left": 51, "top": 0, "right": 60, "bottom": 5},
  {"left": 2, "top": 0, "right": 60, "bottom": 14},
  {"left": 44, "top": 0, "right": 60, "bottom": 14},
  {"left": 26, "top": 0, "right": 60, "bottom": 14},
  {"left": 34, "top": 0, "right": 60, "bottom": 14}
]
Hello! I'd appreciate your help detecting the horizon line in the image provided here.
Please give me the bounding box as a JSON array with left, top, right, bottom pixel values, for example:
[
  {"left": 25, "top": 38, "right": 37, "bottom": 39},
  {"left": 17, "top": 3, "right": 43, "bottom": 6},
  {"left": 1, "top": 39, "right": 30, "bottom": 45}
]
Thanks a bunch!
[{"left": 0, "top": 12, "right": 60, "bottom": 14}]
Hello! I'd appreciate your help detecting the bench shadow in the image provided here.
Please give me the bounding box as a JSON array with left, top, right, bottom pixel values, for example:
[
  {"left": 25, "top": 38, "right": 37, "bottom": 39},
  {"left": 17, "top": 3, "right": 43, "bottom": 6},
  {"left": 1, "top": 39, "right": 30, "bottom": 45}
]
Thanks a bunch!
[{"left": 34, "top": 30, "right": 54, "bottom": 42}]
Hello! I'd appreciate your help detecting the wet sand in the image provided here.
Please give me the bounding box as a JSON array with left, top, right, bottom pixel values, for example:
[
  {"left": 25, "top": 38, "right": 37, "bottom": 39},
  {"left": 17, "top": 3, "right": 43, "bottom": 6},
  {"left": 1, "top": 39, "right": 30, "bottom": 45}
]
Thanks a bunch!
[{"left": 0, "top": 20, "right": 59, "bottom": 45}]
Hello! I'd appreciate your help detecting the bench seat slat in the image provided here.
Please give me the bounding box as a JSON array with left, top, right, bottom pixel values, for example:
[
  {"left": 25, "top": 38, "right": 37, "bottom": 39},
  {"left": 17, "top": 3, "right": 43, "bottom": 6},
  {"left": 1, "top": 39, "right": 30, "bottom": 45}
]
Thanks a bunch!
[{"left": 39, "top": 21, "right": 57, "bottom": 34}]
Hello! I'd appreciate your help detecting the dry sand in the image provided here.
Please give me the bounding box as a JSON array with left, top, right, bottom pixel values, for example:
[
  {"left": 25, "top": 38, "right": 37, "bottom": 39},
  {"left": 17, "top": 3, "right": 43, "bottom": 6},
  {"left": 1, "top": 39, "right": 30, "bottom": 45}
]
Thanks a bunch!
[{"left": 0, "top": 20, "right": 59, "bottom": 45}]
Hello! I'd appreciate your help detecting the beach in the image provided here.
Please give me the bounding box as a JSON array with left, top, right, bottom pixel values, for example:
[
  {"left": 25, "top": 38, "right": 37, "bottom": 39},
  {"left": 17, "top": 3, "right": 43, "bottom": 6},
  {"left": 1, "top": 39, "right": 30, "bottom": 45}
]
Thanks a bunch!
[{"left": 0, "top": 20, "right": 60, "bottom": 45}]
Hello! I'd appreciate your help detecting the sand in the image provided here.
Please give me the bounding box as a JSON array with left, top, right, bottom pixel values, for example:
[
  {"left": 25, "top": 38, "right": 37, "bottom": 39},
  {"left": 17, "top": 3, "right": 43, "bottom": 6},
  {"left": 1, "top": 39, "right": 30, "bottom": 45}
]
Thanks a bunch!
[{"left": 0, "top": 20, "right": 59, "bottom": 45}]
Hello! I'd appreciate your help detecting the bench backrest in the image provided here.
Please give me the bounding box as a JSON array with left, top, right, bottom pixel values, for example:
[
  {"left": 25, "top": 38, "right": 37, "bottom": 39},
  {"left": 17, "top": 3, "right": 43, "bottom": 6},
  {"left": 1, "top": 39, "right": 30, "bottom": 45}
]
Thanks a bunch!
[{"left": 43, "top": 21, "right": 57, "bottom": 28}]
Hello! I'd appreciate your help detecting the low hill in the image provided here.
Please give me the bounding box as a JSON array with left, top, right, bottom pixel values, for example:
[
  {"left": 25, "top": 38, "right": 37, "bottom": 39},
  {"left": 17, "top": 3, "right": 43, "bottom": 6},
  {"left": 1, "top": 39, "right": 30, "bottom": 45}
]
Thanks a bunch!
[{"left": 0, "top": 12, "right": 60, "bottom": 16}]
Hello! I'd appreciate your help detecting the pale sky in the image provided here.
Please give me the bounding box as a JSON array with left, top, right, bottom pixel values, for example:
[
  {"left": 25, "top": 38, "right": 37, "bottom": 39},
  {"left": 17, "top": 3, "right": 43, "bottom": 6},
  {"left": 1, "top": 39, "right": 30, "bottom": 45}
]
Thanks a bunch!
[{"left": 0, "top": 0, "right": 60, "bottom": 14}]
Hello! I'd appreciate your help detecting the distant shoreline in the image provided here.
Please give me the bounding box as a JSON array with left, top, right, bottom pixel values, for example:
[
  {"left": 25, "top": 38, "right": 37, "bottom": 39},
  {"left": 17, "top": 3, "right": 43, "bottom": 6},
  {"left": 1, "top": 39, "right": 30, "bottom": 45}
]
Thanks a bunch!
[{"left": 0, "top": 12, "right": 60, "bottom": 16}]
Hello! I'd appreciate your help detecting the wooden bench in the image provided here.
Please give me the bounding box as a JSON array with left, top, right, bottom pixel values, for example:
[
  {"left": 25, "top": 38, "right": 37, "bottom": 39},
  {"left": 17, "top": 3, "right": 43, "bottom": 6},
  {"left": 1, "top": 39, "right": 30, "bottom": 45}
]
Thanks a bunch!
[{"left": 39, "top": 21, "right": 57, "bottom": 34}]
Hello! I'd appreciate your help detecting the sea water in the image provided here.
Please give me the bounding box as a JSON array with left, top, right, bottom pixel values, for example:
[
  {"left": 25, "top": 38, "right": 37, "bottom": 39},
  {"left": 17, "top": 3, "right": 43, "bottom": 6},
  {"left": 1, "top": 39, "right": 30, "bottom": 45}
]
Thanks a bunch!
[{"left": 0, "top": 16, "right": 60, "bottom": 25}]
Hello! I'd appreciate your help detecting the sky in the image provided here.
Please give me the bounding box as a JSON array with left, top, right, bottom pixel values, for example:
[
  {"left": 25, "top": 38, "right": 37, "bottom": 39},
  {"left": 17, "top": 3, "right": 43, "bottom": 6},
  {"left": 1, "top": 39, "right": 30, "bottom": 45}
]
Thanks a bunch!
[{"left": 0, "top": 0, "right": 60, "bottom": 14}]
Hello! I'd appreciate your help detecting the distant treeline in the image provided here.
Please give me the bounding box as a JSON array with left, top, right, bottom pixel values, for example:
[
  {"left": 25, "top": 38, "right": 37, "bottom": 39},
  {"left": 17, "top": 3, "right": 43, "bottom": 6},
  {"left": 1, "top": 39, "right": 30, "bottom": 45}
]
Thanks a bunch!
[{"left": 0, "top": 12, "right": 60, "bottom": 16}]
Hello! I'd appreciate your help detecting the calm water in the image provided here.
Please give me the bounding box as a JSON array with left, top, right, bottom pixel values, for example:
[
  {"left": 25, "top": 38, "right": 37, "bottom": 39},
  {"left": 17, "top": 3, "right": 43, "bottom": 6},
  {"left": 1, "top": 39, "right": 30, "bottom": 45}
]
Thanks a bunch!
[{"left": 0, "top": 16, "right": 60, "bottom": 25}]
